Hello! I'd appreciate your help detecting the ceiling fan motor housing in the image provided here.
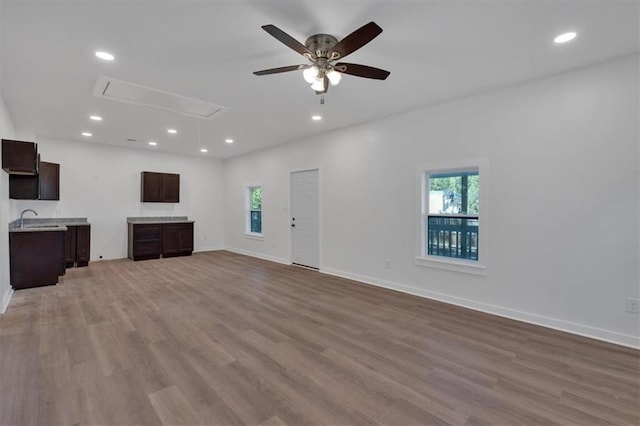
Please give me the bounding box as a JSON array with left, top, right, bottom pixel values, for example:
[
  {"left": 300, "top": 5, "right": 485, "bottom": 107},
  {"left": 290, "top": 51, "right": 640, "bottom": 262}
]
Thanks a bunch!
[{"left": 305, "top": 34, "right": 338, "bottom": 59}]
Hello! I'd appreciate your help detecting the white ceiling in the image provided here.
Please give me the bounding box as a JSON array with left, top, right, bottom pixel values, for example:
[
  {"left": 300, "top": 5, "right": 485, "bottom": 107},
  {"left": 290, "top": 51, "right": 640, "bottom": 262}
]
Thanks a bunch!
[{"left": 1, "top": 1, "right": 638, "bottom": 159}]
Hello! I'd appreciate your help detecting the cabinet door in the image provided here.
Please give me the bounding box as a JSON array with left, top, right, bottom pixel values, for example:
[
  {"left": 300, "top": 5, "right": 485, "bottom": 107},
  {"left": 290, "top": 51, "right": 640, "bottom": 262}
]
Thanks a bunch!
[
  {"left": 141, "top": 172, "right": 163, "bottom": 202},
  {"left": 9, "top": 175, "right": 38, "bottom": 199},
  {"left": 75, "top": 225, "right": 91, "bottom": 267},
  {"left": 39, "top": 161, "right": 60, "bottom": 200},
  {"left": 162, "top": 223, "right": 193, "bottom": 256},
  {"left": 2, "top": 139, "right": 37, "bottom": 174},
  {"left": 64, "top": 226, "right": 77, "bottom": 267},
  {"left": 178, "top": 223, "right": 194, "bottom": 252},
  {"left": 162, "top": 226, "right": 180, "bottom": 255},
  {"left": 163, "top": 173, "right": 180, "bottom": 202},
  {"left": 10, "top": 231, "right": 65, "bottom": 289}
]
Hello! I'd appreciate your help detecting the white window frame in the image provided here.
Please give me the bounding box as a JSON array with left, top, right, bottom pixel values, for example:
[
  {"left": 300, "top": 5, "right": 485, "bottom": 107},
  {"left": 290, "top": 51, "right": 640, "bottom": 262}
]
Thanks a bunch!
[
  {"left": 415, "top": 159, "right": 488, "bottom": 275},
  {"left": 245, "top": 185, "right": 263, "bottom": 239}
]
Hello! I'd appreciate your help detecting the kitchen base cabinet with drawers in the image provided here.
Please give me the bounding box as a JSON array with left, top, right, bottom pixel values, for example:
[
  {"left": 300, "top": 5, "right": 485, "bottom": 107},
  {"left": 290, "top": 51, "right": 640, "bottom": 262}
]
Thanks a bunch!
[
  {"left": 128, "top": 223, "right": 163, "bottom": 261},
  {"left": 127, "top": 218, "right": 194, "bottom": 261}
]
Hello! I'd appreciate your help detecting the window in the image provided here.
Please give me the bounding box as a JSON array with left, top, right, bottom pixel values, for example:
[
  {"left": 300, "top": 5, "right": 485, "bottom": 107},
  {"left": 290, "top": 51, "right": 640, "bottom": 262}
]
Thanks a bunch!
[
  {"left": 428, "top": 170, "right": 479, "bottom": 260},
  {"left": 417, "top": 161, "right": 487, "bottom": 274},
  {"left": 246, "top": 186, "right": 262, "bottom": 235}
]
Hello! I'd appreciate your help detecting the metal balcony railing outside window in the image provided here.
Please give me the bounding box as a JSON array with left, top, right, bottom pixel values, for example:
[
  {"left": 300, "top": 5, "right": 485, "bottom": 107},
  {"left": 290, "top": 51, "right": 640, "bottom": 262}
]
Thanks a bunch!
[
  {"left": 427, "top": 214, "right": 478, "bottom": 260},
  {"left": 250, "top": 211, "right": 262, "bottom": 234}
]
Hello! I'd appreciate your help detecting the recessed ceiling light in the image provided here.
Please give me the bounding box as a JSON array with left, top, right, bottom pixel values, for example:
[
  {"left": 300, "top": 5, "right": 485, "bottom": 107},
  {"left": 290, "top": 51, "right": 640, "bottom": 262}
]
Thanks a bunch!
[
  {"left": 95, "top": 51, "right": 115, "bottom": 61},
  {"left": 225, "top": 138, "right": 234, "bottom": 144},
  {"left": 312, "top": 115, "right": 322, "bottom": 121},
  {"left": 89, "top": 115, "right": 102, "bottom": 121},
  {"left": 554, "top": 32, "right": 577, "bottom": 44},
  {"left": 81, "top": 132, "right": 92, "bottom": 137},
  {"left": 200, "top": 148, "right": 208, "bottom": 153},
  {"left": 167, "top": 128, "right": 177, "bottom": 134},
  {"left": 148, "top": 141, "right": 157, "bottom": 146}
]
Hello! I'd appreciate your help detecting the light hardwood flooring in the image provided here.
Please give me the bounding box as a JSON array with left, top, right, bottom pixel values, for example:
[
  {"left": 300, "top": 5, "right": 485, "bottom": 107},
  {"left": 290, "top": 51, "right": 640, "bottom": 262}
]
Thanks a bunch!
[{"left": 0, "top": 251, "right": 638, "bottom": 425}]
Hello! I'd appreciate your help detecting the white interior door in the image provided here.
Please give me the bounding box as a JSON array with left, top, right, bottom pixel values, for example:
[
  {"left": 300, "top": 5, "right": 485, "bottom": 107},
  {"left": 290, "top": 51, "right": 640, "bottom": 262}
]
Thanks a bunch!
[{"left": 291, "top": 169, "right": 319, "bottom": 269}]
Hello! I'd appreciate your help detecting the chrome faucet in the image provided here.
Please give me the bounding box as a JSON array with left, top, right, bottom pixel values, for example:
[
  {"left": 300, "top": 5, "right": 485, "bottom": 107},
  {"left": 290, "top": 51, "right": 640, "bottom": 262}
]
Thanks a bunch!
[{"left": 20, "top": 209, "right": 38, "bottom": 228}]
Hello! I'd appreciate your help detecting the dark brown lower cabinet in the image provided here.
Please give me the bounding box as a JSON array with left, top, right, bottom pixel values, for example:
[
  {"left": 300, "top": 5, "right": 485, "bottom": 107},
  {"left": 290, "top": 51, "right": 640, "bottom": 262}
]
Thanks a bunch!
[
  {"left": 128, "top": 222, "right": 193, "bottom": 261},
  {"left": 128, "top": 223, "right": 162, "bottom": 261},
  {"left": 10, "top": 230, "right": 65, "bottom": 289},
  {"left": 75, "top": 226, "right": 90, "bottom": 267},
  {"left": 162, "top": 223, "right": 194, "bottom": 257},
  {"left": 65, "top": 225, "right": 91, "bottom": 268}
]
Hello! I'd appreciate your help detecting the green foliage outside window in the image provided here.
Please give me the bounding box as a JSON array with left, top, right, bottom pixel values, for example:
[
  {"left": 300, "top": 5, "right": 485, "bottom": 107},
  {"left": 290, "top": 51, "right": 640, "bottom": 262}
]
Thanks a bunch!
[
  {"left": 251, "top": 187, "right": 262, "bottom": 210},
  {"left": 429, "top": 173, "right": 479, "bottom": 214}
]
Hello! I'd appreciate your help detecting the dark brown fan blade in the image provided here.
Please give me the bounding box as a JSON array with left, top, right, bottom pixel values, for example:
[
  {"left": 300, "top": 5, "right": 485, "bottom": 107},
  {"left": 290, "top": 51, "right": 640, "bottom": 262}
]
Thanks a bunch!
[
  {"left": 253, "top": 65, "right": 305, "bottom": 76},
  {"left": 330, "top": 22, "right": 382, "bottom": 59},
  {"left": 262, "top": 25, "right": 315, "bottom": 58},
  {"left": 334, "top": 63, "right": 390, "bottom": 80}
]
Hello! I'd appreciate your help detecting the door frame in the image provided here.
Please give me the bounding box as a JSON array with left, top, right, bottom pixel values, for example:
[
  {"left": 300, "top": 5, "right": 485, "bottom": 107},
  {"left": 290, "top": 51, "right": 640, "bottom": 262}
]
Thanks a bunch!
[{"left": 289, "top": 168, "right": 321, "bottom": 270}]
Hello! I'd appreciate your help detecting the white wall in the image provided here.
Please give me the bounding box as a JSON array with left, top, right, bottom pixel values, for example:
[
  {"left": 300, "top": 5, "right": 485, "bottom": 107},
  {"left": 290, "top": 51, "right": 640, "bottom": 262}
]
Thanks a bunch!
[
  {"left": 0, "top": 0, "right": 21, "bottom": 312},
  {"left": 223, "top": 55, "right": 640, "bottom": 348},
  {"left": 10, "top": 138, "right": 225, "bottom": 260},
  {"left": 0, "top": 96, "right": 18, "bottom": 313}
]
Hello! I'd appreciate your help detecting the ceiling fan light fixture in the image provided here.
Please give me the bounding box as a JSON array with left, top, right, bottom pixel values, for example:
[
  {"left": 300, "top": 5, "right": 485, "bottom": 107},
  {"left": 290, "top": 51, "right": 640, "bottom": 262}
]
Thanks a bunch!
[
  {"left": 310, "top": 78, "right": 325, "bottom": 92},
  {"left": 303, "top": 66, "right": 319, "bottom": 84},
  {"left": 326, "top": 70, "right": 342, "bottom": 86}
]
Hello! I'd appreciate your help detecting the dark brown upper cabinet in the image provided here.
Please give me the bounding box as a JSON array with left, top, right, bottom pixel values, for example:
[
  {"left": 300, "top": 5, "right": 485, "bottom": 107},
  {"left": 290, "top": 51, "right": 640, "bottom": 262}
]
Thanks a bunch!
[
  {"left": 9, "top": 160, "right": 59, "bottom": 200},
  {"left": 9, "top": 174, "right": 38, "bottom": 199},
  {"left": 38, "top": 161, "right": 60, "bottom": 200},
  {"left": 141, "top": 171, "right": 180, "bottom": 203},
  {"left": 2, "top": 139, "right": 38, "bottom": 175},
  {"left": 162, "top": 173, "right": 180, "bottom": 202}
]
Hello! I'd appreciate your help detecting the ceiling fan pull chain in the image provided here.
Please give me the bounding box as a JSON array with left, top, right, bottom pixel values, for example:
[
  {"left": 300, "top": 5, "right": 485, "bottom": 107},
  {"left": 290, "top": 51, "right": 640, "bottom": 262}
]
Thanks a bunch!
[{"left": 320, "top": 95, "right": 325, "bottom": 105}]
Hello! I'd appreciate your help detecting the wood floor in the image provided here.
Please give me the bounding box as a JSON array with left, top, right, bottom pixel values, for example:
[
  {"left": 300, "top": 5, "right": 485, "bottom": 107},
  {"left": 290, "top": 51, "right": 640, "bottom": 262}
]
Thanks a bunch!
[{"left": 0, "top": 251, "right": 638, "bottom": 425}]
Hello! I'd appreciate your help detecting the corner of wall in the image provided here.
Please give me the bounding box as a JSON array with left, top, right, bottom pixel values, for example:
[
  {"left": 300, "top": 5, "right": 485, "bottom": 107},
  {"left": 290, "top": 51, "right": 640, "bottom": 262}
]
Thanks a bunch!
[{"left": 0, "top": 96, "right": 18, "bottom": 313}]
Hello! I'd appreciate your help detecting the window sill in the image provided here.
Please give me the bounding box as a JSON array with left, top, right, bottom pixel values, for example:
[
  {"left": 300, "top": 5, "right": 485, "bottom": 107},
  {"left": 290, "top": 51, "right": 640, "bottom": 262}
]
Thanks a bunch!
[
  {"left": 415, "top": 256, "right": 486, "bottom": 276},
  {"left": 245, "top": 233, "right": 264, "bottom": 241}
]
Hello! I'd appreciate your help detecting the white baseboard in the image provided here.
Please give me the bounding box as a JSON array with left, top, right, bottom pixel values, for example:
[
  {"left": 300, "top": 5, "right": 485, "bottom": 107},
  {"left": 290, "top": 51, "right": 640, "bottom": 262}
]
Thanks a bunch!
[
  {"left": 222, "top": 246, "right": 290, "bottom": 265},
  {"left": 321, "top": 267, "right": 640, "bottom": 350},
  {"left": 194, "top": 246, "right": 224, "bottom": 253},
  {"left": 1, "top": 288, "right": 13, "bottom": 314}
]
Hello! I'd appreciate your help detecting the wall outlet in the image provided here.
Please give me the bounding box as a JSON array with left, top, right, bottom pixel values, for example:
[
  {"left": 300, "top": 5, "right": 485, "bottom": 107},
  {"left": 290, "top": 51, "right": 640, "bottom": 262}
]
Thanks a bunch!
[
  {"left": 626, "top": 298, "right": 640, "bottom": 314},
  {"left": 385, "top": 259, "right": 391, "bottom": 269}
]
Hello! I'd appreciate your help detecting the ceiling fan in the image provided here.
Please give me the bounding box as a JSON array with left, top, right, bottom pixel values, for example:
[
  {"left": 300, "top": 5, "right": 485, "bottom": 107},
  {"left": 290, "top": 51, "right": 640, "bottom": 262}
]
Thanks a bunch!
[{"left": 253, "top": 22, "right": 390, "bottom": 99}]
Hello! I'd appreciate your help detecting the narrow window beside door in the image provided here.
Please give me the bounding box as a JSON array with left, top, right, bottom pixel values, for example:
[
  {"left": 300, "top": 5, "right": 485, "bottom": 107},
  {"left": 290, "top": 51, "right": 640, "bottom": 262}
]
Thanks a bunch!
[{"left": 246, "top": 186, "right": 262, "bottom": 236}]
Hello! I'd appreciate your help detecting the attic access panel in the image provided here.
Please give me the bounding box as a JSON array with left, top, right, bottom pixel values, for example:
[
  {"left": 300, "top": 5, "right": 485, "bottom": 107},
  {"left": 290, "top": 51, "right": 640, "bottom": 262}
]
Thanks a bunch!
[{"left": 93, "top": 76, "right": 229, "bottom": 120}]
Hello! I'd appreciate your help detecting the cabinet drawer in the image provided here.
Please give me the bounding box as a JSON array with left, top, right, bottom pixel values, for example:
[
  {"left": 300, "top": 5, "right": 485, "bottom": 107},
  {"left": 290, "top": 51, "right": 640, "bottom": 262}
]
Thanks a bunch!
[
  {"left": 133, "top": 240, "right": 161, "bottom": 255},
  {"left": 133, "top": 224, "right": 162, "bottom": 240},
  {"left": 162, "top": 223, "right": 191, "bottom": 232}
]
